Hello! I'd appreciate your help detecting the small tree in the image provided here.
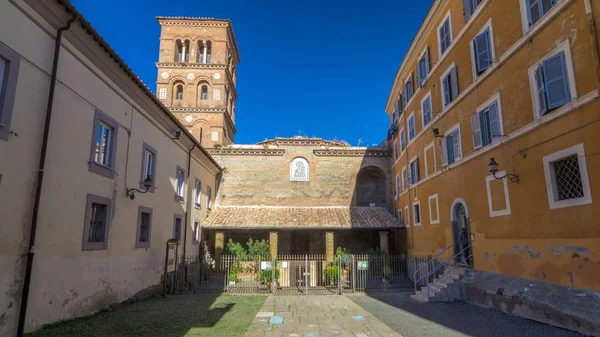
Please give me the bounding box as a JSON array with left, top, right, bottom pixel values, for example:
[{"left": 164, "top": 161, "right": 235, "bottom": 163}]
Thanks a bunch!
[
  {"left": 226, "top": 239, "right": 246, "bottom": 257},
  {"left": 247, "top": 238, "right": 271, "bottom": 256}
]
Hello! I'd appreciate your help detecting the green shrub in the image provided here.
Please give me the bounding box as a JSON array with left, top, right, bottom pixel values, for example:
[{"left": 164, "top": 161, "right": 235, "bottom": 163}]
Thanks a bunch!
[
  {"left": 247, "top": 238, "right": 271, "bottom": 256},
  {"left": 256, "top": 269, "right": 280, "bottom": 283}
]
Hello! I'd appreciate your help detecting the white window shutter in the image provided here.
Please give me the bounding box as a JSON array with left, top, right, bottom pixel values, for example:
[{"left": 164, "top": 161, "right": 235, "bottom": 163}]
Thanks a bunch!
[
  {"left": 441, "top": 137, "right": 448, "bottom": 166},
  {"left": 535, "top": 65, "right": 548, "bottom": 116},
  {"left": 214, "top": 89, "right": 221, "bottom": 101},
  {"left": 471, "top": 112, "right": 482, "bottom": 149},
  {"left": 450, "top": 66, "right": 459, "bottom": 100},
  {"left": 453, "top": 129, "right": 462, "bottom": 159},
  {"left": 489, "top": 102, "right": 501, "bottom": 141}
]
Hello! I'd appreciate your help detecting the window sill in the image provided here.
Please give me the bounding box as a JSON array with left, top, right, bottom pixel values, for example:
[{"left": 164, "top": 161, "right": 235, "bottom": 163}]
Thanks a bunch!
[
  {"left": 195, "top": 204, "right": 202, "bottom": 210},
  {"left": 135, "top": 242, "right": 150, "bottom": 249},
  {"left": 88, "top": 162, "right": 115, "bottom": 178},
  {"left": 174, "top": 194, "right": 184, "bottom": 203},
  {"left": 82, "top": 243, "right": 108, "bottom": 251}
]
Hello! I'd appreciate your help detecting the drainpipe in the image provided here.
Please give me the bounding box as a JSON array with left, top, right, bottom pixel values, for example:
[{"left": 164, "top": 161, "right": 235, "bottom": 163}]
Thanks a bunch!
[
  {"left": 584, "top": 0, "right": 600, "bottom": 89},
  {"left": 17, "top": 14, "right": 79, "bottom": 337},
  {"left": 183, "top": 144, "right": 196, "bottom": 258}
]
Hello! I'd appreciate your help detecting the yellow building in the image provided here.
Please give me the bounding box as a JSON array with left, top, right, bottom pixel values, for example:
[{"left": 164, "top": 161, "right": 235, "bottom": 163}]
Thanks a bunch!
[{"left": 386, "top": 0, "right": 600, "bottom": 292}]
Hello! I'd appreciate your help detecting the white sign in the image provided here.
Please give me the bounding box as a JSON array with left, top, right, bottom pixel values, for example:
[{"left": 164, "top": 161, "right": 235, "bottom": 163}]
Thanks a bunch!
[{"left": 260, "top": 261, "right": 272, "bottom": 270}]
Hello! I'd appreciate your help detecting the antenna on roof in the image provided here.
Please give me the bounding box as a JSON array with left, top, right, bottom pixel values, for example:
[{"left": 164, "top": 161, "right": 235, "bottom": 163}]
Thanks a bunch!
[{"left": 357, "top": 138, "right": 363, "bottom": 147}]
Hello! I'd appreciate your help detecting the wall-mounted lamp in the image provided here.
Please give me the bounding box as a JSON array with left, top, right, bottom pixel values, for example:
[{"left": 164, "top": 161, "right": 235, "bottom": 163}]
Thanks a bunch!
[
  {"left": 432, "top": 128, "right": 444, "bottom": 138},
  {"left": 126, "top": 176, "right": 153, "bottom": 200},
  {"left": 171, "top": 130, "right": 182, "bottom": 140},
  {"left": 488, "top": 158, "right": 519, "bottom": 183}
]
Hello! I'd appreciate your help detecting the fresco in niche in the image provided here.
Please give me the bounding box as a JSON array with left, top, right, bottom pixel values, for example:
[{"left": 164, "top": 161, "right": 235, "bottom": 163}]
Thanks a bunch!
[{"left": 290, "top": 157, "right": 309, "bottom": 181}]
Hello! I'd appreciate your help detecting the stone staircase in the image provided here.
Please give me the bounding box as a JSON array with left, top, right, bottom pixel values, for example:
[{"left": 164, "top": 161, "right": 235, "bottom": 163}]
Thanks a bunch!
[{"left": 410, "top": 267, "right": 468, "bottom": 303}]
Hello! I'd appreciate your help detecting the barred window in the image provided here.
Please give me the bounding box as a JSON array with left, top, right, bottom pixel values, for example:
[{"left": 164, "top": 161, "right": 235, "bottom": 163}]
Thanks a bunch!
[
  {"left": 88, "top": 203, "right": 107, "bottom": 243},
  {"left": 553, "top": 154, "right": 584, "bottom": 201},
  {"left": 82, "top": 194, "right": 112, "bottom": 250}
]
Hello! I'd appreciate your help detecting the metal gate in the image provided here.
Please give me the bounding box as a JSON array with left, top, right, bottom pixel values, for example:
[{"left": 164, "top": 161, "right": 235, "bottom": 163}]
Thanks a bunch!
[{"left": 164, "top": 253, "right": 433, "bottom": 295}]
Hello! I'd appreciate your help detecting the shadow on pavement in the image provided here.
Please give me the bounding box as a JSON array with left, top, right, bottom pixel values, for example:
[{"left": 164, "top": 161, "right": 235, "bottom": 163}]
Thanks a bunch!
[{"left": 349, "top": 292, "right": 585, "bottom": 337}]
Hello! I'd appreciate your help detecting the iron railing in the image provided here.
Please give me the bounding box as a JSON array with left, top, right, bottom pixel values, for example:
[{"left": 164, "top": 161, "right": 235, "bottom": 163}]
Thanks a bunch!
[
  {"left": 164, "top": 253, "right": 433, "bottom": 295},
  {"left": 414, "top": 245, "right": 473, "bottom": 299}
]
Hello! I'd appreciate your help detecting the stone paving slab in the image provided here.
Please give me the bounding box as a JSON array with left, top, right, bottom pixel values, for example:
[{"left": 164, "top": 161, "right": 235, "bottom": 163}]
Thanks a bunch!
[{"left": 244, "top": 295, "right": 402, "bottom": 337}]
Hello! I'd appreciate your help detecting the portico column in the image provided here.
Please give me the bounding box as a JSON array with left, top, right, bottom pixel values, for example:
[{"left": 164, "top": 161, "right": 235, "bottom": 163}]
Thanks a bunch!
[
  {"left": 379, "top": 231, "right": 389, "bottom": 254},
  {"left": 325, "top": 232, "right": 334, "bottom": 261},
  {"left": 269, "top": 231, "right": 278, "bottom": 258},
  {"left": 215, "top": 231, "right": 225, "bottom": 269}
]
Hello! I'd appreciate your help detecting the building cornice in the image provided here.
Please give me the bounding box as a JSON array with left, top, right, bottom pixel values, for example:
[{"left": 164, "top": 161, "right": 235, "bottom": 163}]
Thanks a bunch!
[
  {"left": 256, "top": 138, "right": 348, "bottom": 147},
  {"left": 155, "top": 63, "right": 238, "bottom": 98},
  {"left": 313, "top": 149, "right": 392, "bottom": 157},
  {"left": 170, "top": 108, "right": 237, "bottom": 134},
  {"left": 156, "top": 17, "right": 241, "bottom": 64},
  {"left": 207, "top": 148, "right": 286, "bottom": 156}
]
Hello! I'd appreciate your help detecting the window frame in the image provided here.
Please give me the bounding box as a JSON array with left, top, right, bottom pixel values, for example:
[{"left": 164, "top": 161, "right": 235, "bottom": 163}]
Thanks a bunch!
[
  {"left": 464, "top": 0, "right": 485, "bottom": 22},
  {"left": 393, "top": 139, "right": 400, "bottom": 162},
  {"left": 89, "top": 110, "right": 119, "bottom": 178},
  {"left": 395, "top": 173, "right": 401, "bottom": 197},
  {"left": 290, "top": 157, "right": 310, "bottom": 182},
  {"left": 407, "top": 112, "right": 416, "bottom": 143},
  {"left": 401, "top": 166, "right": 408, "bottom": 191},
  {"left": 528, "top": 41, "right": 576, "bottom": 120},
  {"left": 437, "top": 11, "right": 453, "bottom": 58},
  {"left": 140, "top": 143, "right": 157, "bottom": 192},
  {"left": 194, "top": 178, "right": 202, "bottom": 208},
  {"left": 485, "top": 171, "right": 512, "bottom": 217},
  {"left": 399, "top": 127, "right": 407, "bottom": 153},
  {"left": 421, "top": 91, "right": 433, "bottom": 129},
  {"left": 135, "top": 206, "right": 153, "bottom": 248},
  {"left": 520, "top": 0, "right": 560, "bottom": 32},
  {"left": 423, "top": 141, "right": 436, "bottom": 178},
  {"left": 417, "top": 45, "right": 430, "bottom": 87},
  {"left": 409, "top": 155, "right": 420, "bottom": 185},
  {"left": 442, "top": 123, "right": 462, "bottom": 166},
  {"left": 158, "top": 88, "right": 167, "bottom": 100},
  {"left": 82, "top": 194, "right": 112, "bottom": 251},
  {"left": 413, "top": 201, "right": 422, "bottom": 227},
  {"left": 0, "top": 43, "right": 21, "bottom": 141},
  {"left": 173, "top": 214, "right": 183, "bottom": 243},
  {"left": 470, "top": 19, "right": 495, "bottom": 80},
  {"left": 428, "top": 194, "right": 440, "bottom": 225},
  {"left": 404, "top": 73, "right": 415, "bottom": 106},
  {"left": 214, "top": 89, "right": 221, "bottom": 101},
  {"left": 472, "top": 93, "right": 504, "bottom": 150},
  {"left": 207, "top": 186, "right": 213, "bottom": 209},
  {"left": 175, "top": 165, "right": 185, "bottom": 202},
  {"left": 543, "top": 143, "right": 592, "bottom": 209},
  {"left": 192, "top": 219, "right": 200, "bottom": 245},
  {"left": 440, "top": 63, "right": 458, "bottom": 109}
]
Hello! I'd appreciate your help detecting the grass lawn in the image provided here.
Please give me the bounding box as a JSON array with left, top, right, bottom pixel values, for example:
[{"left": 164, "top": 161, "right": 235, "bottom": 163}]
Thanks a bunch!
[{"left": 26, "top": 293, "right": 267, "bottom": 337}]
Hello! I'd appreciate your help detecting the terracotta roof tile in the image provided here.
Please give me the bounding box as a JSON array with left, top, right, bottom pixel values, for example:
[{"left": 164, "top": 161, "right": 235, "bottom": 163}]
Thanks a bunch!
[{"left": 203, "top": 206, "right": 402, "bottom": 229}]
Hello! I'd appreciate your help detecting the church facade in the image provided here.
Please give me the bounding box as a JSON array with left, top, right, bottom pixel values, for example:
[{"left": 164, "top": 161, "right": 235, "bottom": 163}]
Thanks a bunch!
[{"left": 155, "top": 18, "right": 403, "bottom": 259}]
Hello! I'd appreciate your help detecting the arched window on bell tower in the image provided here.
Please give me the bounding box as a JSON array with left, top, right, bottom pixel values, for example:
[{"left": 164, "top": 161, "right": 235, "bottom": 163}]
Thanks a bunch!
[
  {"left": 206, "top": 41, "right": 212, "bottom": 64},
  {"left": 174, "top": 82, "right": 184, "bottom": 100},
  {"left": 175, "top": 40, "right": 183, "bottom": 62},
  {"left": 183, "top": 40, "right": 190, "bottom": 62},
  {"left": 200, "top": 84, "right": 208, "bottom": 100},
  {"left": 198, "top": 41, "right": 205, "bottom": 63}
]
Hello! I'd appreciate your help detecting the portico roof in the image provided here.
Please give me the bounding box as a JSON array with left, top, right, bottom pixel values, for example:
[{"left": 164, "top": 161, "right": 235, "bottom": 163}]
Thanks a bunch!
[{"left": 202, "top": 206, "right": 403, "bottom": 229}]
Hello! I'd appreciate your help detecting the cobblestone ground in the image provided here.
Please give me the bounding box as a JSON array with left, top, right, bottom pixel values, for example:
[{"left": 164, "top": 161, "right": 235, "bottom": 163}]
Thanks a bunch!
[
  {"left": 348, "top": 293, "right": 586, "bottom": 337},
  {"left": 26, "top": 294, "right": 267, "bottom": 337},
  {"left": 244, "top": 295, "right": 400, "bottom": 337}
]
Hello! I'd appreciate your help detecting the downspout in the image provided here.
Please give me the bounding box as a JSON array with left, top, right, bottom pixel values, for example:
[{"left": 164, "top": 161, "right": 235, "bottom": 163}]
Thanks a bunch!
[
  {"left": 584, "top": 0, "right": 600, "bottom": 90},
  {"left": 17, "top": 13, "right": 79, "bottom": 337},
  {"left": 182, "top": 144, "right": 196, "bottom": 258}
]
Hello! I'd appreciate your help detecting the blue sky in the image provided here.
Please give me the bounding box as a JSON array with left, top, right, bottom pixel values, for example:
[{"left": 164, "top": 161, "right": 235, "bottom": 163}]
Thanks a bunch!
[{"left": 71, "top": 0, "right": 432, "bottom": 146}]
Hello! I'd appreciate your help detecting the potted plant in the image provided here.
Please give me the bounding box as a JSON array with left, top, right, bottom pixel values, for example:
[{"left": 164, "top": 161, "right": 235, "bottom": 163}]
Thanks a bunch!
[
  {"left": 228, "top": 272, "right": 238, "bottom": 285},
  {"left": 381, "top": 266, "right": 393, "bottom": 284},
  {"left": 256, "top": 269, "right": 280, "bottom": 289}
]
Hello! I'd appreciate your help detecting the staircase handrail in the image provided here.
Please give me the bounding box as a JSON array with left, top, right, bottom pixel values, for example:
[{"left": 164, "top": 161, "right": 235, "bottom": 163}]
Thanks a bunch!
[
  {"left": 414, "top": 244, "right": 472, "bottom": 293},
  {"left": 412, "top": 244, "right": 452, "bottom": 292}
]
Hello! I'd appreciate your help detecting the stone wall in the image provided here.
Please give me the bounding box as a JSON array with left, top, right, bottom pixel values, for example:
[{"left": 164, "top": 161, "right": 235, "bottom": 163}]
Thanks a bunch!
[{"left": 210, "top": 144, "right": 393, "bottom": 209}]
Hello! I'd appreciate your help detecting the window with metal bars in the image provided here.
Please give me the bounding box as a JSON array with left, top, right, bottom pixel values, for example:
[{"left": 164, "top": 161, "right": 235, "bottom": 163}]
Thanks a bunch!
[
  {"left": 552, "top": 154, "right": 584, "bottom": 201},
  {"left": 139, "top": 213, "right": 150, "bottom": 242},
  {"left": 88, "top": 203, "right": 107, "bottom": 243}
]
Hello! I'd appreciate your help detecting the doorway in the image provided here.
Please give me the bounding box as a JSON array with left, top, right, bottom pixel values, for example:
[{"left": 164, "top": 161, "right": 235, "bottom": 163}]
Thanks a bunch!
[
  {"left": 290, "top": 231, "right": 309, "bottom": 255},
  {"left": 451, "top": 199, "right": 472, "bottom": 266}
]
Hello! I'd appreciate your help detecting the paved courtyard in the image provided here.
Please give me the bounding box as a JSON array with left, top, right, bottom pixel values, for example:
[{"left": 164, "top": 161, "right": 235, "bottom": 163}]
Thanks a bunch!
[
  {"left": 26, "top": 292, "right": 587, "bottom": 337},
  {"left": 245, "top": 296, "right": 400, "bottom": 337}
]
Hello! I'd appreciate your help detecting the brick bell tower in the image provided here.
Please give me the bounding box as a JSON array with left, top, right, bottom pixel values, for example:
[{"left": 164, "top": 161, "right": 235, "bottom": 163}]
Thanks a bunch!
[{"left": 155, "top": 17, "right": 240, "bottom": 147}]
